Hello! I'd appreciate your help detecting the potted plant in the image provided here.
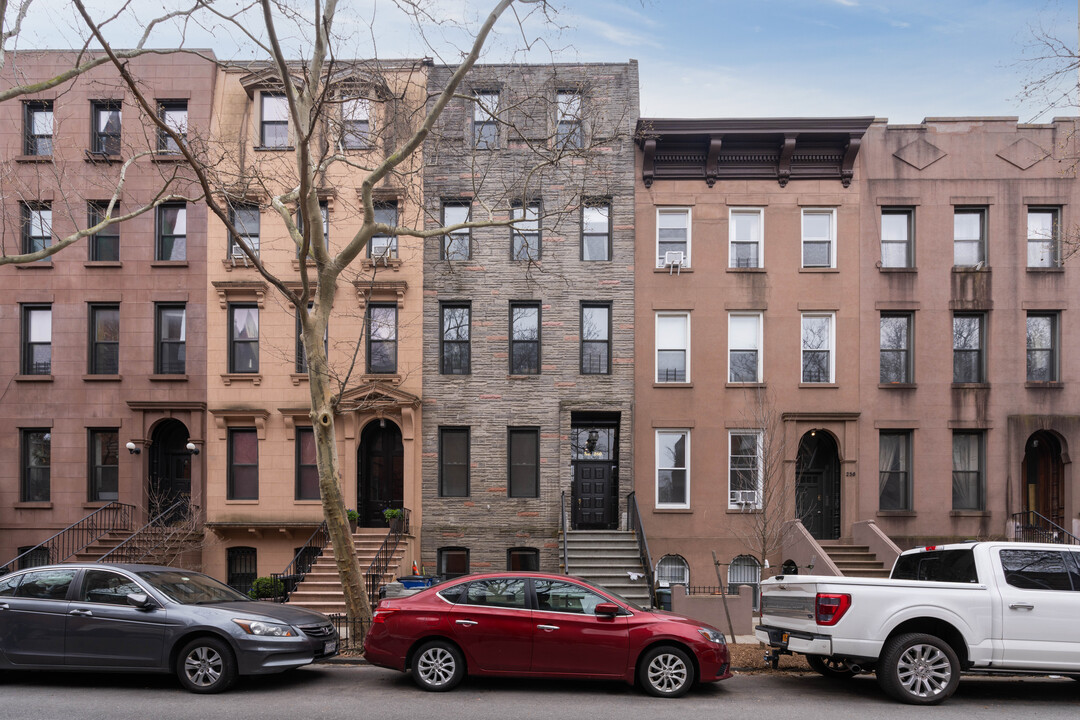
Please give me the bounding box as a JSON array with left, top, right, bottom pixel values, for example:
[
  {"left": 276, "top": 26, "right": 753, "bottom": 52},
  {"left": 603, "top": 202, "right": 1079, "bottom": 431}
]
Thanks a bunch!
[
  {"left": 346, "top": 508, "right": 359, "bottom": 532},
  {"left": 383, "top": 507, "right": 403, "bottom": 529}
]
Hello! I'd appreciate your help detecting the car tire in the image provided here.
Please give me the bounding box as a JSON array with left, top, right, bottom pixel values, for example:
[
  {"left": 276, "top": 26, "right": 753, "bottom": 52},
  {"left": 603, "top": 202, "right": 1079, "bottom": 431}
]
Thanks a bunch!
[
  {"left": 876, "top": 633, "right": 960, "bottom": 705},
  {"left": 638, "top": 645, "right": 695, "bottom": 698},
  {"left": 807, "top": 654, "right": 856, "bottom": 679},
  {"left": 176, "top": 637, "right": 238, "bottom": 694},
  {"left": 412, "top": 640, "right": 465, "bottom": 692}
]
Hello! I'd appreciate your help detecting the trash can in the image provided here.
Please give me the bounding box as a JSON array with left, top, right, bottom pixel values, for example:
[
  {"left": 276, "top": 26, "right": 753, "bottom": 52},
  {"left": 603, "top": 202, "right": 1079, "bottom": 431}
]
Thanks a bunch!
[
  {"left": 397, "top": 575, "right": 436, "bottom": 589},
  {"left": 655, "top": 588, "right": 672, "bottom": 611}
]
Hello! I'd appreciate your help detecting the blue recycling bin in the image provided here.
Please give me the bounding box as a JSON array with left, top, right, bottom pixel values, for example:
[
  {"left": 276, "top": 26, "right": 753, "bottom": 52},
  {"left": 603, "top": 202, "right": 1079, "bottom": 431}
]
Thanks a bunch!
[{"left": 398, "top": 575, "right": 436, "bottom": 589}]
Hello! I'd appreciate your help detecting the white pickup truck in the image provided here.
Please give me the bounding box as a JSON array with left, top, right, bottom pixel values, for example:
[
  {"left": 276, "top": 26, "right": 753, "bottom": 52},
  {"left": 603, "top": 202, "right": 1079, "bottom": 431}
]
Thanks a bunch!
[{"left": 755, "top": 541, "right": 1080, "bottom": 704}]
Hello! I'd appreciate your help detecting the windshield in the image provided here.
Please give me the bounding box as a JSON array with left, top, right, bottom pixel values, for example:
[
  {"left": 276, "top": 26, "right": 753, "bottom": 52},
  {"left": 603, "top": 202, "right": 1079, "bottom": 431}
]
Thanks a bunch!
[{"left": 136, "top": 570, "right": 250, "bottom": 605}]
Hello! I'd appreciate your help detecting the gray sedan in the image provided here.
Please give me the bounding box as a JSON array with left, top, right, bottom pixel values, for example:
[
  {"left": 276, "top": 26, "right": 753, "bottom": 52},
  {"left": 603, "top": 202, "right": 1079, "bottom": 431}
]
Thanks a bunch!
[{"left": 0, "top": 563, "right": 338, "bottom": 692}]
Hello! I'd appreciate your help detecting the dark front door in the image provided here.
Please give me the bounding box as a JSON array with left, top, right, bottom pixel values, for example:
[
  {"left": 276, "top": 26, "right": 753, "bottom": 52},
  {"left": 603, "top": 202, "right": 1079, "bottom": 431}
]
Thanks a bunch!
[
  {"left": 358, "top": 420, "right": 404, "bottom": 527},
  {"left": 149, "top": 420, "right": 191, "bottom": 524},
  {"left": 1023, "top": 431, "right": 1064, "bottom": 528},
  {"left": 574, "top": 462, "right": 614, "bottom": 529},
  {"left": 795, "top": 431, "right": 841, "bottom": 540},
  {"left": 570, "top": 416, "right": 619, "bottom": 530},
  {"left": 796, "top": 470, "right": 825, "bottom": 539}
]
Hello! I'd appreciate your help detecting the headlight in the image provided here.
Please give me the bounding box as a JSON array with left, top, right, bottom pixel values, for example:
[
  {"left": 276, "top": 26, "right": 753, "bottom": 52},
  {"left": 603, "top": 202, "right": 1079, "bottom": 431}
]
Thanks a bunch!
[
  {"left": 698, "top": 627, "right": 726, "bottom": 645},
  {"left": 233, "top": 619, "right": 296, "bottom": 637}
]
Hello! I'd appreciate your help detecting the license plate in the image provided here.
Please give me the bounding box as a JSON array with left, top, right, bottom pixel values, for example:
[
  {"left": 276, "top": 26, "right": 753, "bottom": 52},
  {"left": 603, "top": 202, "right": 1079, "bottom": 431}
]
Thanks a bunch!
[
  {"left": 781, "top": 632, "right": 789, "bottom": 644},
  {"left": 324, "top": 640, "right": 337, "bottom": 654}
]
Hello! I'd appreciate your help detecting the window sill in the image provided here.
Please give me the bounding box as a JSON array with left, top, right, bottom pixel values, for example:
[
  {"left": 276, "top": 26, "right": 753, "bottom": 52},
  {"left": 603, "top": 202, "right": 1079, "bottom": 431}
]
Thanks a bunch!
[
  {"left": 653, "top": 382, "right": 693, "bottom": 388},
  {"left": 878, "top": 266, "right": 917, "bottom": 273},
  {"left": 291, "top": 258, "right": 316, "bottom": 271},
  {"left": 726, "top": 507, "right": 762, "bottom": 514},
  {"left": 150, "top": 374, "right": 188, "bottom": 382},
  {"left": 224, "top": 499, "right": 260, "bottom": 504},
  {"left": 150, "top": 154, "right": 186, "bottom": 163},
  {"left": 290, "top": 373, "right": 310, "bottom": 385},
  {"left": 14, "top": 155, "right": 53, "bottom": 163},
  {"left": 83, "top": 374, "right": 122, "bottom": 382},
  {"left": 798, "top": 382, "right": 838, "bottom": 388},
  {"left": 253, "top": 145, "right": 294, "bottom": 152},
  {"left": 14, "top": 262, "right": 52, "bottom": 269},
  {"left": 360, "top": 258, "right": 403, "bottom": 271},
  {"left": 294, "top": 499, "right": 322, "bottom": 505},
  {"left": 799, "top": 267, "right": 839, "bottom": 273},
  {"left": 221, "top": 373, "right": 262, "bottom": 386},
  {"left": 1026, "top": 381, "right": 1063, "bottom": 389},
  {"left": 878, "top": 383, "right": 916, "bottom": 389},
  {"left": 952, "top": 382, "right": 989, "bottom": 389},
  {"left": 726, "top": 267, "right": 765, "bottom": 273},
  {"left": 222, "top": 257, "right": 259, "bottom": 270},
  {"left": 84, "top": 261, "right": 122, "bottom": 268},
  {"left": 653, "top": 267, "right": 693, "bottom": 273},
  {"left": 876, "top": 510, "right": 917, "bottom": 517},
  {"left": 151, "top": 260, "right": 189, "bottom": 268},
  {"left": 653, "top": 507, "right": 693, "bottom": 513},
  {"left": 726, "top": 382, "right": 765, "bottom": 388},
  {"left": 949, "top": 510, "right": 990, "bottom": 517},
  {"left": 1026, "top": 266, "right": 1064, "bottom": 274},
  {"left": 14, "top": 502, "right": 52, "bottom": 509},
  {"left": 952, "top": 266, "right": 991, "bottom": 273},
  {"left": 15, "top": 374, "right": 53, "bottom": 382},
  {"left": 361, "top": 373, "right": 401, "bottom": 385},
  {"left": 84, "top": 153, "right": 123, "bottom": 164},
  {"left": 82, "top": 502, "right": 111, "bottom": 510},
  {"left": 508, "top": 374, "right": 541, "bottom": 380}
]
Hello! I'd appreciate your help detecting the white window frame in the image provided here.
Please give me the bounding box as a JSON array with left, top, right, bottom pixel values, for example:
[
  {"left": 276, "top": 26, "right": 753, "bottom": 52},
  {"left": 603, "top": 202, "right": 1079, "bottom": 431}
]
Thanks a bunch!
[
  {"left": 801, "top": 312, "right": 835, "bottom": 383},
  {"left": 656, "top": 207, "right": 691, "bottom": 268},
  {"left": 655, "top": 429, "right": 690, "bottom": 510},
  {"left": 727, "top": 312, "right": 762, "bottom": 384},
  {"left": 801, "top": 208, "right": 836, "bottom": 269},
  {"left": 728, "top": 430, "right": 763, "bottom": 510},
  {"left": 655, "top": 311, "right": 690, "bottom": 384},
  {"left": 729, "top": 207, "right": 764, "bottom": 269},
  {"left": 1026, "top": 207, "right": 1060, "bottom": 268},
  {"left": 953, "top": 207, "right": 987, "bottom": 268}
]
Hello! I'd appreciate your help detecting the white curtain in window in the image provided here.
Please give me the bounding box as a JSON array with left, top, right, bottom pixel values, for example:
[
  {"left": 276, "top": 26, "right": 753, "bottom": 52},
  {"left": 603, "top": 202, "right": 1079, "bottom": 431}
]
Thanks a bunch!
[{"left": 952, "top": 433, "right": 980, "bottom": 509}]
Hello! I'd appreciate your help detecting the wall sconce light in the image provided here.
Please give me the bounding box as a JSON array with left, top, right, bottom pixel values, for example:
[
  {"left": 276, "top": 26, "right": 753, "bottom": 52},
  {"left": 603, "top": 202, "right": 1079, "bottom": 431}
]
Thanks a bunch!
[
  {"left": 379, "top": 417, "right": 386, "bottom": 429},
  {"left": 810, "top": 429, "right": 817, "bottom": 437},
  {"left": 185, "top": 442, "right": 200, "bottom": 456},
  {"left": 125, "top": 442, "right": 140, "bottom": 455},
  {"left": 585, "top": 429, "right": 599, "bottom": 454}
]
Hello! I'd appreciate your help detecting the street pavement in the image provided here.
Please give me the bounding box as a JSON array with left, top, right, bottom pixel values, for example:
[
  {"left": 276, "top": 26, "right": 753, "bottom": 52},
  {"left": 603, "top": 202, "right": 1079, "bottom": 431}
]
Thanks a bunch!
[{"left": 0, "top": 664, "right": 1077, "bottom": 719}]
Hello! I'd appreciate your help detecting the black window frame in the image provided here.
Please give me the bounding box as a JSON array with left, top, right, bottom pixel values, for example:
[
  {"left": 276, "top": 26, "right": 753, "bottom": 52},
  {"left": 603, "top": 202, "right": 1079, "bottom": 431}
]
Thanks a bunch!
[
  {"left": 508, "top": 426, "right": 540, "bottom": 498},
  {"left": 953, "top": 313, "right": 985, "bottom": 384},
  {"left": 156, "top": 202, "right": 187, "bottom": 261},
  {"left": 295, "top": 426, "right": 320, "bottom": 501},
  {"left": 24, "top": 100, "right": 53, "bottom": 156},
  {"left": 511, "top": 201, "right": 541, "bottom": 261},
  {"left": 580, "top": 302, "right": 611, "bottom": 375},
  {"left": 880, "top": 312, "right": 913, "bottom": 384},
  {"left": 157, "top": 100, "right": 187, "bottom": 153},
  {"left": 441, "top": 201, "right": 471, "bottom": 261},
  {"left": 91, "top": 100, "right": 122, "bottom": 155},
  {"left": 440, "top": 303, "right": 471, "bottom": 375},
  {"left": 878, "top": 430, "right": 912, "bottom": 511},
  {"left": 229, "top": 204, "right": 260, "bottom": 258},
  {"left": 556, "top": 90, "right": 583, "bottom": 149},
  {"left": 87, "top": 201, "right": 120, "bottom": 262},
  {"left": 227, "top": 428, "right": 259, "bottom": 500},
  {"left": 88, "top": 303, "right": 120, "bottom": 375},
  {"left": 228, "top": 303, "right": 260, "bottom": 374},
  {"left": 952, "top": 430, "right": 985, "bottom": 511},
  {"left": 226, "top": 546, "right": 257, "bottom": 596},
  {"left": 260, "top": 92, "right": 289, "bottom": 148},
  {"left": 20, "top": 428, "right": 51, "bottom": 503},
  {"left": 154, "top": 303, "right": 186, "bottom": 375},
  {"left": 581, "top": 200, "right": 611, "bottom": 261},
  {"left": 880, "top": 207, "right": 914, "bottom": 269},
  {"left": 88, "top": 428, "right": 119, "bottom": 502},
  {"left": 366, "top": 303, "right": 398, "bottom": 374},
  {"left": 438, "top": 427, "right": 470, "bottom": 498},
  {"left": 21, "top": 304, "right": 51, "bottom": 376},
  {"left": 438, "top": 547, "right": 470, "bottom": 579},
  {"left": 21, "top": 201, "right": 52, "bottom": 257},
  {"left": 509, "top": 302, "right": 541, "bottom": 375},
  {"left": 507, "top": 547, "right": 540, "bottom": 571},
  {"left": 1026, "top": 312, "right": 1059, "bottom": 383},
  {"left": 472, "top": 90, "right": 498, "bottom": 149}
]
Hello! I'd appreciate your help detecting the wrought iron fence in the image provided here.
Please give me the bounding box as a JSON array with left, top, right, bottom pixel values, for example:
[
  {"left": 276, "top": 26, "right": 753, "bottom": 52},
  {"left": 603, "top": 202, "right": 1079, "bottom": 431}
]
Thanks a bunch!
[
  {"left": 366, "top": 508, "right": 411, "bottom": 605},
  {"left": 272, "top": 522, "right": 330, "bottom": 602},
  {"left": 1011, "top": 510, "right": 1080, "bottom": 546},
  {"left": 326, "top": 614, "right": 372, "bottom": 652},
  {"left": 2, "top": 501, "right": 135, "bottom": 573},
  {"left": 560, "top": 490, "right": 569, "bottom": 574},
  {"left": 98, "top": 500, "right": 198, "bottom": 565},
  {"left": 626, "top": 491, "right": 657, "bottom": 608}
]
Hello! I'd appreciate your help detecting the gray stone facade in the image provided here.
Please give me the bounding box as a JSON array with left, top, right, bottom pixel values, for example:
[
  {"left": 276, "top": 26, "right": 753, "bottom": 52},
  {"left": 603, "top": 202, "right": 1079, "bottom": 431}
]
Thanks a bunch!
[{"left": 421, "top": 62, "right": 639, "bottom": 575}]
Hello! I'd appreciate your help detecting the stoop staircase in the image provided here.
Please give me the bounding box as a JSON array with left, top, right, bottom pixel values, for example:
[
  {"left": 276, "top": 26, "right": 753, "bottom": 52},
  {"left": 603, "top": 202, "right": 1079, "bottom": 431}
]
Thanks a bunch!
[
  {"left": 563, "top": 530, "right": 652, "bottom": 607},
  {"left": 286, "top": 527, "right": 411, "bottom": 615},
  {"left": 817, "top": 539, "right": 891, "bottom": 578},
  {"left": 72, "top": 527, "right": 204, "bottom": 568}
]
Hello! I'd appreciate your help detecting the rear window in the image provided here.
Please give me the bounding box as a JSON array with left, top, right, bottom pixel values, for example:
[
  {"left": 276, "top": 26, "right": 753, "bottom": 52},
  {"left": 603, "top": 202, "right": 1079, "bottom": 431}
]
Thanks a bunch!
[{"left": 891, "top": 549, "right": 979, "bottom": 583}]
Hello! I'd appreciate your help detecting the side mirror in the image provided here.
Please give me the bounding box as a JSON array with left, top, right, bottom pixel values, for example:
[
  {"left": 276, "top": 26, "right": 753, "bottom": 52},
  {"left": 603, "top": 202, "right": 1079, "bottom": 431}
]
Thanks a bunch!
[
  {"left": 595, "top": 602, "right": 620, "bottom": 617},
  {"left": 126, "top": 592, "right": 155, "bottom": 610}
]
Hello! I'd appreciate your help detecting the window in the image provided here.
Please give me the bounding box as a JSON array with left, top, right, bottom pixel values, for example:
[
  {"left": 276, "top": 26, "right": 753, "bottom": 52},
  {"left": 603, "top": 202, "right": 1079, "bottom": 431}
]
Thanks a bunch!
[
  {"left": 729, "top": 555, "right": 762, "bottom": 610},
  {"left": 1000, "top": 549, "right": 1075, "bottom": 591},
  {"left": 442, "top": 202, "right": 471, "bottom": 260},
  {"left": 155, "top": 304, "right": 186, "bottom": 374},
  {"left": 556, "top": 91, "right": 582, "bottom": 148},
  {"left": 953, "top": 208, "right": 986, "bottom": 267},
  {"left": 14, "top": 568, "right": 75, "bottom": 600},
  {"left": 89, "top": 304, "right": 120, "bottom": 375},
  {"left": 157, "top": 101, "right": 187, "bottom": 153},
  {"left": 656, "top": 207, "right": 689, "bottom": 267},
  {"left": 657, "top": 555, "right": 689, "bottom": 587},
  {"left": 463, "top": 578, "right": 527, "bottom": 608},
  {"left": 24, "top": 100, "right": 53, "bottom": 155},
  {"left": 508, "top": 427, "right": 539, "bottom": 498},
  {"left": 729, "top": 208, "right": 763, "bottom": 268},
  {"left": 15, "top": 546, "right": 50, "bottom": 570},
  {"left": 801, "top": 313, "right": 834, "bottom": 383},
  {"left": 20, "top": 429, "right": 50, "bottom": 502},
  {"left": 22, "top": 202, "right": 51, "bottom": 257},
  {"left": 507, "top": 547, "right": 539, "bottom": 571},
  {"left": 342, "top": 97, "right": 370, "bottom": 149},
  {"left": 511, "top": 202, "right": 541, "bottom": 260},
  {"left": 228, "top": 304, "right": 259, "bottom": 373},
  {"left": 260, "top": 92, "right": 288, "bottom": 147},
  {"left": 656, "top": 430, "right": 689, "bottom": 509},
  {"left": 729, "top": 431, "right": 762, "bottom": 509},
  {"left": 1027, "top": 313, "right": 1058, "bottom": 382},
  {"left": 295, "top": 305, "right": 327, "bottom": 374},
  {"left": 227, "top": 429, "right": 259, "bottom": 500},
  {"left": 21, "top": 305, "right": 51, "bottom": 375},
  {"left": 581, "top": 202, "right": 611, "bottom": 261},
  {"left": 802, "top": 209, "right": 835, "bottom": 268},
  {"left": 438, "top": 547, "right": 469, "bottom": 579},
  {"left": 880, "top": 313, "right": 912, "bottom": 383},
  {"left": 295, "top": 427, "right": 319, "bottom": 500},
  {"left": 82, "top": 569, "right": 144, "bottom": 605},
  {"left": 728, "top": 313, "right": 762, "bottom": 383},
  {"left": 88, "top": 202, "right": 119, "bottom": 262},
  {"left": 892, "top": 549, "right": 979, "bottom": 583},
  {"left": 952, "top": 431, "right": 984, "bottom": 511},
  {"left": 473, "top": 91, "right": 498, "bottom": 148},
  {"left": 88, "top": 429, "right": 119, "bottom": 502},
  {"left": 366, "top": 304, "right": 397, "bottom": 374},
  {"left": 656, "top": 312, "right": 689, "bottom": 383},
  {"left": 881, "top": 208, "right": 914, "bottom": 268},
  {"left": 229, "top": 205, "right": 260, "bottom": 258},
  {"left": 440, "top": 304, "right": 471, "bottom": 375},
  {"left": 368, "top": 202, "right": 397, "bottom": 259},
  {"left": 1027, "top": 208, "right": 1060, "bottom": 268},
  {"left": 439, "top": 428, "right": 470, "bottom": 497},
  {"left": 226, "top": 547, "right": 257, "bottom": 596},
  {"left": 879, "top": 431, "right": 911, "bottom": 511},
  {"left": 297, "top": 201, "right": 330, "bottom": 248},
  {"left": 510, "top": 303, "right": 540, "bottom": 374},
  {"left": 953, "top": 314, "right": 984, "bottom": 383},
  {"left": 156, "top": 203, "right": 187, "bottom": 261},
  {"left": 534, "top": 579, "right": 610, "bottom": 615},
  {"left": 581, "top": 303, "right": 611, "bottom": 375},
  {"left": 91, "top": 100, "right": 121, "bottom": 155}
]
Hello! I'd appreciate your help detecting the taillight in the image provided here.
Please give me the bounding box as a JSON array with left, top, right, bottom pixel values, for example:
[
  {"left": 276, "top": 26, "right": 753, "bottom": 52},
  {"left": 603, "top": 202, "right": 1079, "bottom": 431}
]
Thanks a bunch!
[
  {"left": 372, "top": 607, "right": 399, "bottom": 624},
  {"left": 815, "top": 593, "right": 851, "bottom": 626}
]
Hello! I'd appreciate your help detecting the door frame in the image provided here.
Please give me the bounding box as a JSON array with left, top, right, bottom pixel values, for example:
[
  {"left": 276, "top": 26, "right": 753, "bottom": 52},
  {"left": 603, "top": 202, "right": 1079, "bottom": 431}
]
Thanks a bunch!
[
  {"left": 795, "top": 430, "right": 841, "bottom": 541},
  {"left": 569, "top": 413, "right": 620, "bottom": 531},
  {"left": 357, "top": 419, "right": 404, "bottom": 527}
]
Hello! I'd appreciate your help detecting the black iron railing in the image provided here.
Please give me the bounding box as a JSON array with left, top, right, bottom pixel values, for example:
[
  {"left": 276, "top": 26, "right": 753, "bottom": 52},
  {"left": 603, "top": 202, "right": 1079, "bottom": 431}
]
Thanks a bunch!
[
  {"left": 1011, "top": 510, "right": 1080, "bottom": 546},
  {"left": 2, "top": 501, "right": 135, "bottom": 573},
  {"left": 272, "top": 522, "right": 330, "bottom": 602},
  {"left": 98, "top": 501, "right": 199, "bottom": 565},
  {"left": 626, "top": 491, "right": 657, "bottom": 608},
  {"left": 560, "top": 490, "right": 570, "bottom": 574},
  {"left": 366, "top": 508, "right": 411, "bottom": 606},
  {"left": 326, "top": 613, "right": 372, "bottom": 652}
]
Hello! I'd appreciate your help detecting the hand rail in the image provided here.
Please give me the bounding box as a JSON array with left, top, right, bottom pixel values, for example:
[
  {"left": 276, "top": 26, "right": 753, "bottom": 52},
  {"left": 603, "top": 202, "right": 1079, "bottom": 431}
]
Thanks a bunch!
[
  {"left": 626, "top": 491, "right": 657, "bottom": 608},
  {"left": 560, "top": 490, "right": 570, "bottom": 574},
  {"left": 1011, "top": 510, "right": 1080, "bottom": 546},
  {"left": 272, "top": 521, "right": 330, "bottom": 602},
  {"left": 97, "top": 501, "right": 198, "bottom": 565},
  {"left": 366, "top": 508, "right": 411, "bottom": 606},
  {"left": 2, "top": 502, "right": 135, "bottom": 573}
]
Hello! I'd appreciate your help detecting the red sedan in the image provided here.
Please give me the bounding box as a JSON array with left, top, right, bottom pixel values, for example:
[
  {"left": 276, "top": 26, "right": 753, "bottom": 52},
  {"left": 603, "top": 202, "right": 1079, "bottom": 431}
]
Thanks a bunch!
[{"left": 363, "top": 572, "right": 732, "bottom": 697}]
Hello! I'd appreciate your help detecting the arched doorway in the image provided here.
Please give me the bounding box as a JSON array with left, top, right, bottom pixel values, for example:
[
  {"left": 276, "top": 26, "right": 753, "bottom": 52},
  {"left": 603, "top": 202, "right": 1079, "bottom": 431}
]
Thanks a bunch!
[
  {"left": 1023, "top": 431, "right": 1064, "bottom": 528},
  {"left": 149, "top": 419, "right": 191, "bottom": 524},
  {"left": 357, "top": 419, "right": 404, "bottom": 527},
  {"left": 795, "top": 430, "right": 841, "bottom": 540}
]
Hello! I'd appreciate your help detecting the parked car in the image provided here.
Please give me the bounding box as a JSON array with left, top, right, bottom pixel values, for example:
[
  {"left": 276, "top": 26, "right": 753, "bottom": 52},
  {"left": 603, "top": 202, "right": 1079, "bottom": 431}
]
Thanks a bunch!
[
  {"left": 0, "top": 563, "right": 338, "bottom": 693},
  {"left": 363, "top": 571, "right": 732, "bottom": 697},
  {"left": 756, "top": 542, "right": 1080, "bottom": 705}
]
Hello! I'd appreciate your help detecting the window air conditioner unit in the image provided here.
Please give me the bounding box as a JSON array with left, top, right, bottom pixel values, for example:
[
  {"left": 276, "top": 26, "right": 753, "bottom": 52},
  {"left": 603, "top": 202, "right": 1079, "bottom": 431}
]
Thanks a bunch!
[
  {"left": 663, "top": 250, "right": 684, "bottom": 275},
  {"left": 373, "top": 244, "right": 393, "bottom": 266},
  {"left": 730, "top": 490, "right": 760, "bottom": 507}
]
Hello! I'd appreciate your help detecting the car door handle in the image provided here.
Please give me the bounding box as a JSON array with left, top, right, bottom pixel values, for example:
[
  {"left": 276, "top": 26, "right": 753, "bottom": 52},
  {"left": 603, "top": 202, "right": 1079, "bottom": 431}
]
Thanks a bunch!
[
  {"left": 1009, "top": 603, "right": 1035, "bottom": 610},
  {"left": 455, "top": 619, "right": 478, "bottom": 627},
  {"left": 68, "top": 609, "right": 93, "bottom": 617},
  {"left": 537, "top": 624, "right": 559, "bottom": 632}
]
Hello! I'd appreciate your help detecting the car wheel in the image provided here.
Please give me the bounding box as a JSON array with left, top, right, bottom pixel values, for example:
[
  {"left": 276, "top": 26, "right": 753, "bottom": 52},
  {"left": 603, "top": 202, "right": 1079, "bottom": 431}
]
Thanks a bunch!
[
  {"left": 807, "top": 654, "right": 856, "bottom": 679},
  {"left": 176, "top": 637, "right": 237, "bottom": 694},
  {"left": 639, "top": 645, "right": 695, "bottom": 698},
  {"left": 876, "top": 633, "right": 960, "bottom": 705},
  {"left": 412, "top": 640, "right": 464, "bottom": 692}
]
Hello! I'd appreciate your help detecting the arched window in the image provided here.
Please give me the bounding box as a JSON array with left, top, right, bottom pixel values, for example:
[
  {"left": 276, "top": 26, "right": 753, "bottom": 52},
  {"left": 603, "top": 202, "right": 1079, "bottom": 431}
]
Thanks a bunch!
[
  {"left": 656, "top": 554, "right": 690, "bottom": 587},
  {"left": 728, "top": 554, "right": 762, "bottom": 609}
]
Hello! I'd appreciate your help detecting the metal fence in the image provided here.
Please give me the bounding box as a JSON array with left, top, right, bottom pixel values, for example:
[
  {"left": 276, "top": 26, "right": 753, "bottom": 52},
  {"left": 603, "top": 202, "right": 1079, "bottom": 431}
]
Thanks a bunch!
[{"left": 326, "top": 614, "right": 372, "bottom": 652}]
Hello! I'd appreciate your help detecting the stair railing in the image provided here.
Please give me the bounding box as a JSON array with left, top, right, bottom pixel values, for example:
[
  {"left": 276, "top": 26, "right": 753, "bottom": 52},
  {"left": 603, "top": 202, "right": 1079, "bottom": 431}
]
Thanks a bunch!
[
  {"left": 366, "top": 508, "right": 411, "bottom": 606},
  {"left": 626, "top": 491, "right": 657, "bottom": 608},
  {"left": 97, "top": 501, "right": 198, "bottom": 565},
  {"left": 272, "top": 522, "right": 330, "bottom": 602},
  {"left": 1, "top": 501, "right": 135, "bottom": 573},
  {"left": 1011, "top": 510, "right": 1080, "bottom": 546},
  {"left": 560, "top": 490, "right": 569, "bottom": 574}
]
